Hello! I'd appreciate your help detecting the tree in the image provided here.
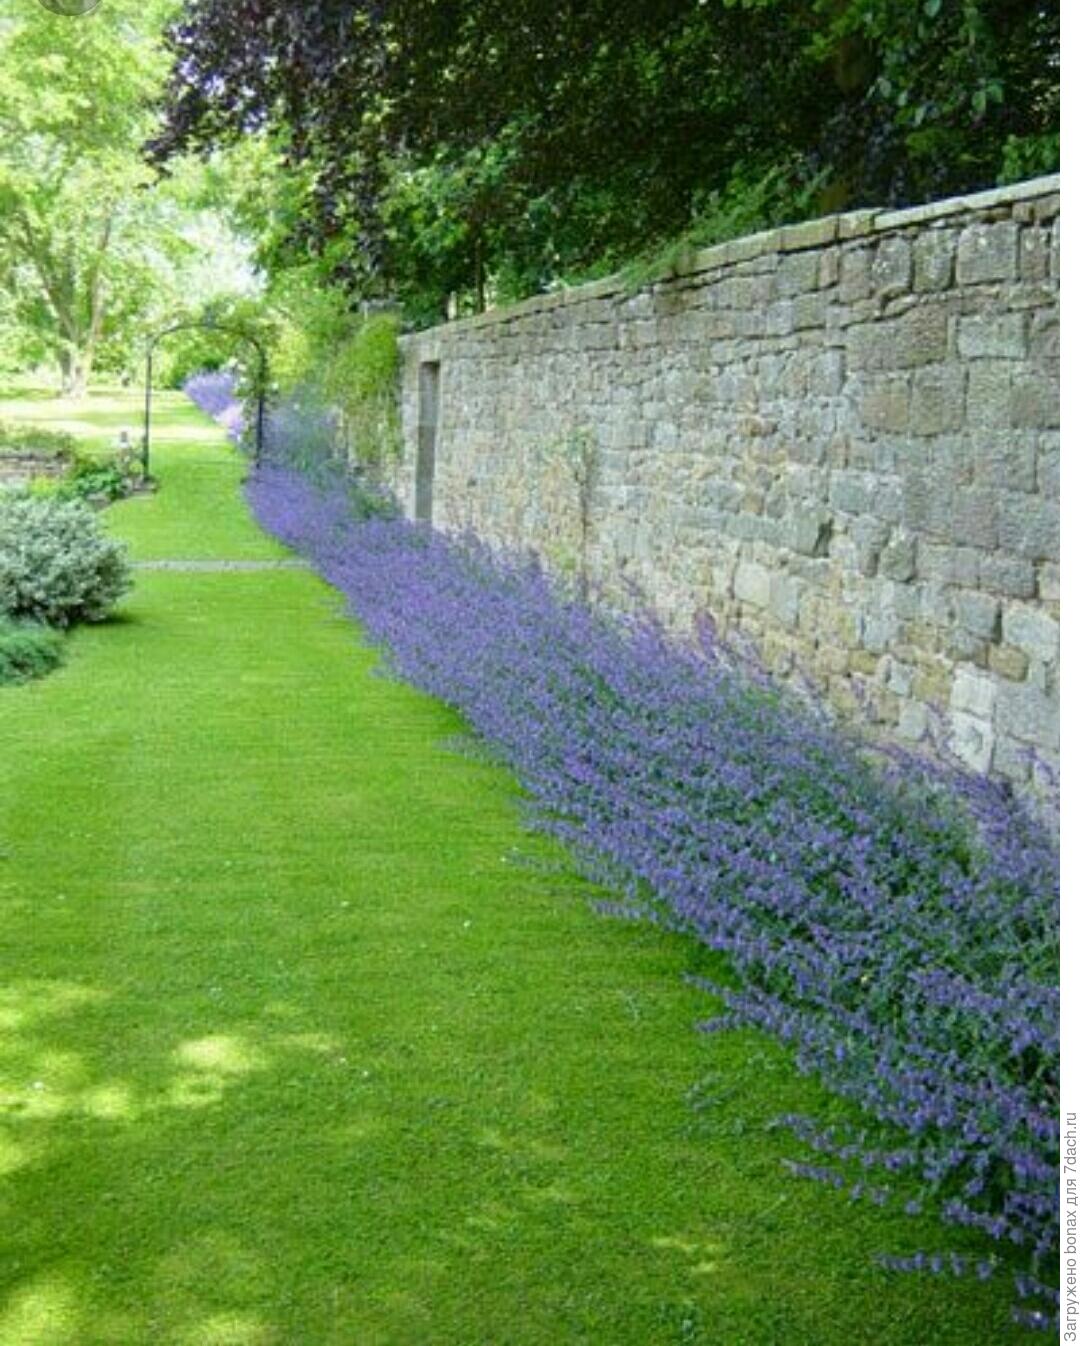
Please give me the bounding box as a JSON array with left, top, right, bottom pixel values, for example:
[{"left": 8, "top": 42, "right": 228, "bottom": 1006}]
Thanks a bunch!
[
  {"left": 0, "top": 0, "right": 174, "bottom": 393},
  {"left": 153, "top": 0, "right": 1058, "bottom": 324}
]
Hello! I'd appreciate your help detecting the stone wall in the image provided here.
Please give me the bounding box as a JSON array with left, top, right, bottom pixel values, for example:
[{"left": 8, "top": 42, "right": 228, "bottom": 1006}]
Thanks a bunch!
[
  {"left": 394, "top": 176, "right": 1060, "bottom": 795},
  {"left": 0, "top": 455, "right": 68, "bottom": 489}
]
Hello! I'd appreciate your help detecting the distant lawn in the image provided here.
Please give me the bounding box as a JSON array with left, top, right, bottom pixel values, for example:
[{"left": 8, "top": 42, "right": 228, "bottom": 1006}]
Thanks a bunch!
[{"left": 0, "top": 385, "right": 1027, "bottom": 1344}]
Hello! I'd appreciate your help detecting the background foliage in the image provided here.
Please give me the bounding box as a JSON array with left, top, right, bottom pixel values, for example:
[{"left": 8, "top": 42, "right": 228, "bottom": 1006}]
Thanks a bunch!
[
  {"left": 154, "top": 0, "right": 1059, "bottom": 325},
  {"left": 0, "top": 0, "right": 261, "bottom": 394}
]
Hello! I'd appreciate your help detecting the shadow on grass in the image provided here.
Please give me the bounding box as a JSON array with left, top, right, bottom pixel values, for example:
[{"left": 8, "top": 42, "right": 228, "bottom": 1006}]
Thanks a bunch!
[
  {"left": 0, "top": 939, "right": 1034, "bottom": 1346},
  {"left": 0, "top": 978, "right": 367, "bottom": 1344},
  {"left": 93, "top": 611, "right": 140, "bottom": 630}
]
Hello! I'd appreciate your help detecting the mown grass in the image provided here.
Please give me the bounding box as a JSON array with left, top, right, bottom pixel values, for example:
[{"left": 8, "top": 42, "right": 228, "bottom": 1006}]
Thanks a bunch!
[{"left": 0, "top": 386, "right": 1028, "bottom": 1344}]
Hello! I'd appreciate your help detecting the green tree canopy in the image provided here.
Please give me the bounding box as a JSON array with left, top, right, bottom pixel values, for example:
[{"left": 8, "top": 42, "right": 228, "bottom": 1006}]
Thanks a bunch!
[
  {"left": 153, "top": 0, "right": 1059, "bottom": 324},
  {"left": 0, "top": 0, "right": 258, "bottom": 393}
]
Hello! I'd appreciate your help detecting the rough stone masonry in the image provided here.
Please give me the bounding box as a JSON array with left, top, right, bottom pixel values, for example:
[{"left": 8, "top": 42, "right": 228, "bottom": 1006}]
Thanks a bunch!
[{"left": 394, "top": 175, "right": 1060, "bottom": 799}]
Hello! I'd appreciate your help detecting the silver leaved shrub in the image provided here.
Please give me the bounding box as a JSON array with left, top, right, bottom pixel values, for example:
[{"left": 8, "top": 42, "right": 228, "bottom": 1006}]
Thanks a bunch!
[{"left": 0, "top": 492, "right": 132, "bottom": 627}]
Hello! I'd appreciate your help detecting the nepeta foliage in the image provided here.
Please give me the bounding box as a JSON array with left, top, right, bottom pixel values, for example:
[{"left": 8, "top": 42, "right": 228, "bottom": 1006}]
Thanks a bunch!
[
  {"left": 184, "top": 371, "right": 245, "bottom": 441},
  {"left": 0, "top": 493, "right": 132, "bottom": 628},
  {"left": 262, "top": 393, "right": 400, "bottom": 522},
  {"left": 246, "top": 455, "right": 1058, "bottom": 1329}
]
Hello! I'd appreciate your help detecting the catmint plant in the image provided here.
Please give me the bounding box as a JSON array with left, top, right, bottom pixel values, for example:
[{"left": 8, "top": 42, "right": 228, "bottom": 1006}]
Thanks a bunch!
[{"left": 243, "top": 417, "right": 1059, "bottom": 1330}]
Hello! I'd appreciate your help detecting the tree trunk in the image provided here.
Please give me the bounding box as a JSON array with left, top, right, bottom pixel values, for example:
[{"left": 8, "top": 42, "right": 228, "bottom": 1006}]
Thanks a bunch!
[
  {"left": 57, "top": 347, "right": 92, "bottom": 399},
  {"left": 69, "top": 353, "right": 90, "bottom": 399},
  {"left": 57, "top": 348, "right": 74, "bottom": 397}
]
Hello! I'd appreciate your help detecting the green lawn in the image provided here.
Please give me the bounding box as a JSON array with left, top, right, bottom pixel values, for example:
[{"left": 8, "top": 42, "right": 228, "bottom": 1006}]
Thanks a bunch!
[{"left": 0, "top": 388, "right": 1025, "bottom": 1344}]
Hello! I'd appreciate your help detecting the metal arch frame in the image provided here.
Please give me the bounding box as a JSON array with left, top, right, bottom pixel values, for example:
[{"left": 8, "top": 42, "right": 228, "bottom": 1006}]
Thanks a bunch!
[{"left": 142, "top": 321, "right": 269, "bottom": 480}]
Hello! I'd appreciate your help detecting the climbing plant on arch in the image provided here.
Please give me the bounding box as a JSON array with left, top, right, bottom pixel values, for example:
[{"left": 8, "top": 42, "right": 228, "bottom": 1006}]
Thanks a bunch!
[{"left": 142, "top": 320, "right": 269, "bottom": 477}]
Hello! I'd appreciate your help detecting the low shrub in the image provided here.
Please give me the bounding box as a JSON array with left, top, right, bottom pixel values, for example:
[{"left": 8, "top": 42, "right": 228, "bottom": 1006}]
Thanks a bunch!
[
  {"left": 247, "top": 458, "right": 1059, "bottom": 1328},
  {"left": 57, "top": 457, "right": 136, "bottom": 504},
  {"left": 0, "top": 493, "right": 132, "bottom": 627},
  {"left": 0, "top": 616, "right": 63, "bottom": 685}
]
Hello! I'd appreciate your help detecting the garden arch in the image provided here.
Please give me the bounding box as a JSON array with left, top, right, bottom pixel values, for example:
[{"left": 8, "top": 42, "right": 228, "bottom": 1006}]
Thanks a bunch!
[{"left": 142, "top": 321, "right": 269, "bottom": 479}]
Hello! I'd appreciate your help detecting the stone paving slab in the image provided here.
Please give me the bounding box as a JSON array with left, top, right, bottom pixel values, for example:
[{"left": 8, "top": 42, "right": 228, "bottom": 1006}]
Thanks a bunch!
[{"left": 134, "top": 558, "right": 309, "bottom": 572}]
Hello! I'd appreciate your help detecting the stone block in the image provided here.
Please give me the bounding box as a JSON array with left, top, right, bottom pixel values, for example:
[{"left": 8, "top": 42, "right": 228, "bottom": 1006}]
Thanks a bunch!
[
  {"left": 913, "top": 663, "right": 952, "bottom": 704},
  {"left": 838, "top": 210, "right": 878, "bottom": 240},
  {"left": 818, "top": 250, "right": 840, "bottom": 289},
  {"left": 734, "top": 559, "right": 772, "bottom": 609},
  {"left": 1029, "top": 311, "right": 1059, "bottom": 361},
  {"left": 776, "top": 251, "right": 821, "bottom": 296},
  {"left": 920, "top": 581, "right": 954, "bottom": 626},
  {"left": 995, "top": 680, "right": 1059, "bottom": 752},
  {"left": 1019, "top": 227, "right": 1052, "bottom": 282},
  {"left": 913, "top": 230, "right": 955, "bottom": 292},
  {"left": 956, "top": 313, "right": 1028, "bottom": 360},
  {"left": 861, "top": 608, "right": 902, "bottom": 654},
  {"left": 851, "top": 515, "right": 890, "bottom": 551},
  {"left": 811, "top": 349, "right": 845, "bottom": 396},
  {"left": 781, "top": 216, "right": 839, "bottom": 252},
  {"left": 1034, "top": 192, "right": 1060, "bottom": 223},
  {"left": 902, "top": 472, "right": 955, "bottom": 538},
  {"left": 909, "top": 366, "right": 966, "bottom": 435},
  {"left": 947, "top": 630, "right": 989, "bottom": 667},
  {"left": 965, "top": 361, "right": 1015, "bottom": 432},
  {"left": 951, "top": 666, "right": 997, "bottom": 718},
  {"left": 897, "top": 700, "right": 929, "bottom": 742},
  {"left": 949, "top": 710, "right": 994, "bottom": 773},
  {"left": 850, "top": 649, "right": 883, "bottom": 679},
  {"left": 1038, "top": 562, "right": 1059, "bottom": 603},
  {"left": 848, "top": 306, "right": 949, "bottom": 371},
  {"left": 766, "top": 302, "right": 795, "bottom": 336},
  {"left": 1001, "top": 605, "right": 1058, "bottom": 664},
  {"left": 829, "top": 470, "right": 880, "bottom": 517},
  {"left": 793, "top": 294, "right": 828, "bottom": 330},
  {"left": 858, "top": 376, "right": 910, "bottom": 433},
  {"left": 979, "top": 551, "right": 1036, "bottom": 599},
  {"left": 839, "top": 249, "right": 872, "bottom": 302},
  {"left": 819, "top": 604, "right": 861, "bottom": 647},
  {"left": 769, "top": 572, "right": 802, "bottom": 629},
  {"left": 1037, "top": 440, "right": 1058, "bottom": 499},
  {"left": 916, "top": 543, "right": 979, "bottom": 586},
  {"left": 872, "top": 237, "right": 913, "bottom": 296},
  {"left": 784, "top": 464, "right": 828, "bottom": 502},
  {"left": 955, "top": 590, "right": 1001, "bottom": 640},
  {"left": 1026, "top": 657, "right": 1057, "bottom": 696},
  {"left": 1009, "top": 374, "right": 1059, "bottom": 430},
  {"left": 951, "top": 487, "right": 998, "bottom": 550},
  {"left": 786, "top": 504, "right": 833, "bottom": 556},
  {"left": 992, "top": 735, "right": 1033, "bottom": 784},
  {"left": 971, "top": 432, "right": 1037, "bottom": 492},
  {"left": 988, "top": 643, "right": 1028, "bottom": 682},
  {"left": 879, "top": 533, "right": 917, "bottom": 582},
  {"left": 956, "top": 221, "right": 1019, "bottom": 285},
  {"left": 996, "top": 492, "right": 1058, "bottom": 560},
  {"left": 886, "top": 659, "right": 915, "bottom": 697}
]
